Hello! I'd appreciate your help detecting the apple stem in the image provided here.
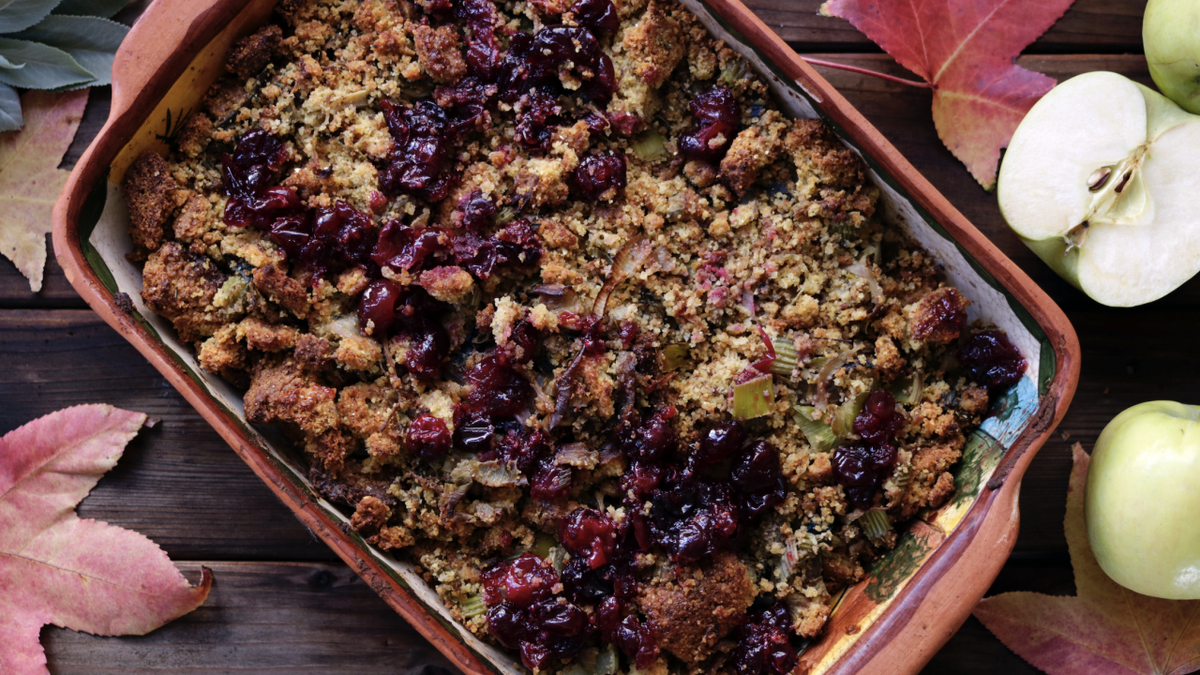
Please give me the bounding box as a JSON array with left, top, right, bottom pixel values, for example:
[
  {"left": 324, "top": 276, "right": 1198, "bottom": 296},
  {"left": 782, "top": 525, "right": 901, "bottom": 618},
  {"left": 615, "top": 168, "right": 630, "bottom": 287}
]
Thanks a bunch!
[{"left": 801, "top": 58, "right": 932, "bottom": 89}]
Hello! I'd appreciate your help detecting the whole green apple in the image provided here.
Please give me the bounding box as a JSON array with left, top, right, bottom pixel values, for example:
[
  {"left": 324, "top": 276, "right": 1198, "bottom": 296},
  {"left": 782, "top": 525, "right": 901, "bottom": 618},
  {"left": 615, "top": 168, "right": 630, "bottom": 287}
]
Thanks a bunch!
[
  {"left": 1145, "top": 0, "right": 1200, "bottom": 114},
  {"left": 1086, "top": 401, "right": 1200, "bottom": 599},
  {"left": 997, "top": 71, "right": 1200, "bottom": 307}
]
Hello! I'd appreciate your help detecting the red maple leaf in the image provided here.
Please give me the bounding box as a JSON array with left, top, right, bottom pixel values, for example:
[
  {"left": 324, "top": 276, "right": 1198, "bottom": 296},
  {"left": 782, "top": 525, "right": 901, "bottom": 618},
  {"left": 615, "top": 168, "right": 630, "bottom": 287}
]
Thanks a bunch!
[
  {"left": 974, "top": 444, "right": 1200, "bottom": 675},
  {"left": 818, "top": 0, "right": 1075, "bottom": 189},
  {"left": 0, "top": 405, "right": 212, "bottom": 675}
]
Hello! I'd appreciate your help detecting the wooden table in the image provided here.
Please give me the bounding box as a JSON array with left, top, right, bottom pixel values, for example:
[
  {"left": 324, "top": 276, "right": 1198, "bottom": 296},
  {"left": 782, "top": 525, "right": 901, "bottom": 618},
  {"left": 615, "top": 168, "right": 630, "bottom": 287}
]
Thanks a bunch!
[{"left": 0, "top": 1, "right": 1161, "bottom": 672}]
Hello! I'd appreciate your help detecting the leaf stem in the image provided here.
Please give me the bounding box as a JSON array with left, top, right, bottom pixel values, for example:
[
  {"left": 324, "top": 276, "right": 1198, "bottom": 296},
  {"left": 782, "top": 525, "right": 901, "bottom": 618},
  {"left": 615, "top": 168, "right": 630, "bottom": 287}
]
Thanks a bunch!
[{"left": 801, "top": 57, "right": 931, "bottom": 89}]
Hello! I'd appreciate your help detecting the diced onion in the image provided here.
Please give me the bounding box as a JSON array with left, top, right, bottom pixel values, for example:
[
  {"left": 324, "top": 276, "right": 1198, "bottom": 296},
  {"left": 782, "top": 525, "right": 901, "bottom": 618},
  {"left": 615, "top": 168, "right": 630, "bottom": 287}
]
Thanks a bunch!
[
  {"left": 813, "top": 347, "right": 860, "bottom": 412},
  {"left": 846, "top": 260, "right": 885, "bottom": 309}
]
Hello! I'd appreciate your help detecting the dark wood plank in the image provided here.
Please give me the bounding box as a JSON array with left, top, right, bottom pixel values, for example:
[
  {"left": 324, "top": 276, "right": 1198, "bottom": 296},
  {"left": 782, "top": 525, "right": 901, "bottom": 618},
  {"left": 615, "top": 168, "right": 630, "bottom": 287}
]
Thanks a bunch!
[
  {"left": 752, "top": 0, "right": 1147, "bottom": 53},
  {"left": 42, "top": 561, "right": 456, "bottom": 675},
  {"left": 0, "top": 309, "right": 336, "bottom": 562}
]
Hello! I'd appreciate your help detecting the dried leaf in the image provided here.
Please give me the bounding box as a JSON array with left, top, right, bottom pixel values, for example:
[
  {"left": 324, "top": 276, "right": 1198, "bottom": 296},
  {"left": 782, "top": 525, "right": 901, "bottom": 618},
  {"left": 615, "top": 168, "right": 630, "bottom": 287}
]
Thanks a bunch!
[
  {"left": 0, "top": 405, "right": 212, "bottom": 675},
  {"left": 974, "top": 444, "right": 1200, "bottom": 675},
  {"left": 0, "top": 88, "right": 86, "bottom": 291},
  {"left": 819, "top": 0, "right": 1075, "bottom": 189}
]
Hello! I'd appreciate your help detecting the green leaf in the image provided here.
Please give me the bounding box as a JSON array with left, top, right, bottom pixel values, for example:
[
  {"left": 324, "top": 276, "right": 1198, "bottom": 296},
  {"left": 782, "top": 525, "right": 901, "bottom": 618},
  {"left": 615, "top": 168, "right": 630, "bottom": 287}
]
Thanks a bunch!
[
  {"left": 0, "top": 0, "right": 62, "bottom": 33},
  {"left": 0, "top": 82, "right": 22, "bottom": 131},
  {"left": 52, "top": 0, "right": 131, "bottom": 17},
  {"left": 0, "top": 38, "right": 92, "bottom": 90},
  {"left": 13, "top": 15, "right": 127, "bottom": 86}
]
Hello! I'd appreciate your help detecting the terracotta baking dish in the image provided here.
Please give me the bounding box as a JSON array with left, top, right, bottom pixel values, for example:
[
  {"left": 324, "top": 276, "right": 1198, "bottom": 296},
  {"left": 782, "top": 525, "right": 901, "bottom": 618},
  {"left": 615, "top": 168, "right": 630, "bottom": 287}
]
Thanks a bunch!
[{"left": 51, "top": 0, "right": 1080, "bottom": 672}]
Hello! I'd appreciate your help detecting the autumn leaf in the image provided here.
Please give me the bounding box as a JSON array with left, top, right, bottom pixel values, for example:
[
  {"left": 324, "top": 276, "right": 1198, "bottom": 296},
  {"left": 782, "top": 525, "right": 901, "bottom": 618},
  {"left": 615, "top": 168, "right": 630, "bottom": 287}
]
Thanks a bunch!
[
  {"left": 0, "top": 88, "right": 87, "bottom": 292},
  {"left": 0, "top": 405, "right": 213, "bottom": 675},
  {"left": 818, "top": 0, "right": 1075, "bottom": 189},
  {"left": 974, "top": 444, "right": 1200, "bottom": 675}
]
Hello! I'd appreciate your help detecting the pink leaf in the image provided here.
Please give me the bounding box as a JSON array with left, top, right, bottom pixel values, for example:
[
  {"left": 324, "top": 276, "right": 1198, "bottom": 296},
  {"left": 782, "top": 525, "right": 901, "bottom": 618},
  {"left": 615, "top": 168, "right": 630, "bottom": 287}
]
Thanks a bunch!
[
  {"left": 0, "top": 405, "right": 212, "bottom": 675},
  {"left": 973, "top": 445, "right": 1200, "bottom": 675},
  {"left": 819, "top": 0, "right": 1075, "bottom": 189}
]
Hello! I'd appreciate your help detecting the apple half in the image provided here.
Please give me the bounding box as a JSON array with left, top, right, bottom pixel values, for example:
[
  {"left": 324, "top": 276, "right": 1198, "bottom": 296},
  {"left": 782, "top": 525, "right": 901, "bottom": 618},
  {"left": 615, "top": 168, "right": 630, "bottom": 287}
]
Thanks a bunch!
[{"left": 998, "top": 71, "right": 1200, "bottom": 307}]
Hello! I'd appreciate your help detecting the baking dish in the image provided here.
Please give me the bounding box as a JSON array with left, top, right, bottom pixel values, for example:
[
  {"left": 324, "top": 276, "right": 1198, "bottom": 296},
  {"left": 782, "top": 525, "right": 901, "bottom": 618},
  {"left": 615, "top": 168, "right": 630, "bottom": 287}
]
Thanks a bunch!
[{"left": 51, "top": 0, "right": 1081, "bottom": 672}]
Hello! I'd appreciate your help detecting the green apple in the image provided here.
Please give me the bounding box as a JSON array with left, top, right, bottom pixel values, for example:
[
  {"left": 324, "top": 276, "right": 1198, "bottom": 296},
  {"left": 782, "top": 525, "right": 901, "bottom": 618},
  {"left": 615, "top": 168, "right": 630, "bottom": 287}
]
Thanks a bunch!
[
  {"left": 1145, "top": 0, "right": 1200, "bottom": 114},
  {"left": 1086, "top": 401, "right": 1200, "bottom": 599},
  {"left": 997, "top": 71, "right": 1200, "bottom": 307}
]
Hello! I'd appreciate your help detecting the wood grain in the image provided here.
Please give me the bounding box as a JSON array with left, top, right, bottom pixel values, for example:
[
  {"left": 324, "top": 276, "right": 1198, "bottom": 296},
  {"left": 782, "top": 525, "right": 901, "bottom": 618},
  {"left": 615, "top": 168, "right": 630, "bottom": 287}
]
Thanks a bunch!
[
  {"left": 1, "top": 0, "right": 1182, "bottom": 671},
  {"left": 42, "top": 562, "right": 456, "bottom": 674}
]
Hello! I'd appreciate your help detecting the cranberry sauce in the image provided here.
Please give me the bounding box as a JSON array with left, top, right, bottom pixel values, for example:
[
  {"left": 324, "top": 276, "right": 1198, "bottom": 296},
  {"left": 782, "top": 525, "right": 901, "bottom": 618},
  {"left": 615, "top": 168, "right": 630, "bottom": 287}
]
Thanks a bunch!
[
  {"left": 483, "top": 554, "right": 591, "bottom": 670},
  {"left": 833, "top": 390, "right": 902, "bottom": 509},
  {"left": 958, "top": 329, "right": 1027, "bottom": 390},
  {"left": 356, "top": 280, "right": 452, "bottom": 379},
  {"left": 680, "top": 86, "right": 739, "bottom": 162},
  {"left": 573, "top": 153, "right": 627, "bottom": 201},
  {"left": 731, "top": 603, "right": 799, "bottom": 675}
]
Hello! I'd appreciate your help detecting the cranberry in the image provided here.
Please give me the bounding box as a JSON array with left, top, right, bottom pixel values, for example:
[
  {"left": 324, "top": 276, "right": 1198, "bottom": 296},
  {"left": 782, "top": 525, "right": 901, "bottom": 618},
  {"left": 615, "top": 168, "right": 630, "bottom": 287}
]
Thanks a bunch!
[
  {"left": 731, "top": 441, "right": 786, "bottom": 517},
  {"left": 731, "top": 603, "right": 798, "bottom": 675},
  {"left": 372, "top": 220, "right": 449, "bottom": 272},
  {"left": 569, "top": 0, "right": 619, "bottom": 33},
  {"left": 623, "top": 410, "right": 676, "bottom": 463},
  {"left": 614, "top": 614, "right": 659, "bottom": 669},
  {"left": 515, "top": 89, "right": 564, "bottom": 149},
  {"left": 359, "top": 279, "right": 402, "bottom": 336},
  {"left": 484, "top": 427, "right": 549, "bottom": 476},
  {"left": 221, "top": 129, "right": 288, "bottom": 201},
  {"left": 854, "top": 391, "right": 903, "bottom": 444},
  {"left": 679, "top": 86, "right": 739, "bottom": 162},
  {"left": 560, "top": 555, "right": 613, "bottom": 603},
  {"left": 496, "top": 25, "right": 614, "bottom": 104},
  {"left": 378, "top": 99, "right": 460, "bottom": 202},
  {"left": 486, "top": 597, "right": 591, "bottom": 670},
  {"left": 958, "top": 330, "right": 1027, "bottom": 390},
  {"left": 482, "top": 552, "right": 559, "bottom": 607},
  {"left": 647, "top": 472, "right": 740, "bottom": 562},
  {"left": 463, "top": 354, "right": 534, "bottom": 418},
  {"left": 407, "top": 413, "right": 452, "bottom": 460},
  {"left": 532, "top": 460, "right": 573, "bottom": 500},
  {"left": 620, "top": 461, "right": 663, "bottom": 499},
  {"left": 452, "top": 219, "right": 542, "bottom": 281},
  {"left": 455, "top": 0, "right": 502, "bottom": 78},
  {"left": 559, "top": 508, "right": 618, "bottom": 569},
  {"left": 573, "top": 153, "right": 627, "bottom": 201},
  {"left": 402, "top": 316, "right": 451, "bottom": 380},
  {"left": 697, "top": 421, "right": 745, "bottom": 463},
  {"left": 502, "top": 319, "right": 541, "bottom": 366},
  {"left": 457, "top": 190, "right": 496, "bottom": 233},
  {"left": 832, "top": 440, "right": 897, "bottom": 509}
]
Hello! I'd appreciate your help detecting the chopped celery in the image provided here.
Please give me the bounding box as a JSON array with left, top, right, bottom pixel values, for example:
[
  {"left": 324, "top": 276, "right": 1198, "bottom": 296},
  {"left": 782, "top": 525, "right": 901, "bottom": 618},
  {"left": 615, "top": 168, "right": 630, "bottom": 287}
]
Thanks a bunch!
[
  {"left": 733, "top": 376, "right": 775, "bottom": 420},
  {"left": 794, "top": 406, "right": 837, "bottom": 452},
  {"left": 832, "top": 390, "right": 869, "bottom": 438},
  {"left": 632, "top": 130, "right": 668, "bottom": 161},
  {"left": 859, "top": 509, "right": 890, "bottom": 541},
  {"left": 663, "top": 343, "right": 691, "bottom": 372},
  {"left": 887, "top": 370, "right": 924, "bottom": 405},
  {"left": 533, "top": 533, "right": 556, "bottom": 559},
  {"left": 460, "top": 594, "right": 486, "bottom": 618},
  {"left": 770, "top": 337, "right": 799, "bottom": 376},
  {"left": 595, "top": 644, "right": 618, "bottom": 675}
]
